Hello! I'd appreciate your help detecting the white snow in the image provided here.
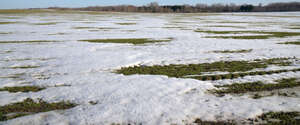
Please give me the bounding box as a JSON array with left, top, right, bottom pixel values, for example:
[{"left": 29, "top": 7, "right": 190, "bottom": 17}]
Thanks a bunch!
[{"left": 0, "top": 11, "right": 300, "bottom": 125}]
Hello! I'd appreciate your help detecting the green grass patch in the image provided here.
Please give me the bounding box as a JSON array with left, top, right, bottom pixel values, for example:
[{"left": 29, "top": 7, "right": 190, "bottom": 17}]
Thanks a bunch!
[
  {"left": 32, "top": 22, "right": 59, "bottom": 25},
  {"left": 205, "top": 25, "right": 245, "bottom": 28},
  {"left": 206, "top": 35, "right": 273, "bottom": 39},
  {"left": 117, "top": 61, "right": 267, "bottom": 78},
  {"left": 122, "top": 30, "right": 136, "bottom": 32},
  {"left": 287, "top": 27, "right": 300, "bottom": 29},
  {"left": 255, "top": 58, "right": 292, "bottom": 66},
  {"left": 116, "top": 58, "right": 292, "bottom": 78},
  {"left": 8, "top": 65, "right": 40, "bottom": 69},
  {"left": 191, "top": 68, "right": 300, "bottom": 81},
  {"left": 209, "top": 78, "right": 300, "bottom": 96},
  {"left": 257, "top": 112, "right": 300, "bottom": 125},
  {"left": 195, "top": 30, "right": 244, "bottom": 34},
  {"left": 48, "top": 33, "right": 68, "bottom": 35},
  {"left": 0, "top": 32, "right": 13, "bottom": 34},
  {"left": 0, "top": 73, "right": 25, "bottom": 79},
  {"left": 193, "top": 111, "right": 300, "bottom": 124},
  {"left": 0, "top": 22, "right": 17, "bottom": 25},
  {"left": 79, "top": 38, "right": 173, "bottom": 45},
  {"left": 0, "top": 98, "right": 77, "bottom": 121},
  {"left": 88, "top": 101, "right": 98, "bottom": 105},
  {"left": 0, "top": 86, "right": 45, "bottom": 93},
  {"left": 278, "top": 41, "right": 300, "bottom": 45},
  {"left": 213, "top": 49, "right": 253, "bottom": 53},
  {"left": 0, "top": 40, "right": 59, "bottom": 44},
  {"left": 195, "top": 30, "right": 300, "bottom": 39},
  {"left": 115, "top": 23, "right": 137, "bottom": 25},
  {"left": 194, "top": 119, "right": 235, "bottom": 125},
  {"left": 252, "top": 91, "right": 299, "bottom": 99},
  {"left": 88, "top": 30, "right": 100, "bottom": 32}
]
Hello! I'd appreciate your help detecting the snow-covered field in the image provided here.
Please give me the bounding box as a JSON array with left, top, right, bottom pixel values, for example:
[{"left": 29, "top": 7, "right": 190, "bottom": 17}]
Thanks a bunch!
[{"left": 0, "top": 11, "right": 300, "bottom": 124}]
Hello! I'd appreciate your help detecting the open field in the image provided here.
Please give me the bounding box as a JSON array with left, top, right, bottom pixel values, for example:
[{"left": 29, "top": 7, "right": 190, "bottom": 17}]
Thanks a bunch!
[{"left": 0, "top": 10, "right": 300, "bottom": 124}]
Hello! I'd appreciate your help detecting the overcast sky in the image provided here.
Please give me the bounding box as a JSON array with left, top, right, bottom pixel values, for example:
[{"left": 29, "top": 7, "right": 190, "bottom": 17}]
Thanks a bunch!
[{"left": 0, "top": 0, "right": 299, "bottom": 9}]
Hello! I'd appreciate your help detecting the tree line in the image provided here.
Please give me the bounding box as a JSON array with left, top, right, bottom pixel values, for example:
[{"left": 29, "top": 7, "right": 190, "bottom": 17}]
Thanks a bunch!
[{"left": 48, "top": 2, "right": 300, "bottom": 13}]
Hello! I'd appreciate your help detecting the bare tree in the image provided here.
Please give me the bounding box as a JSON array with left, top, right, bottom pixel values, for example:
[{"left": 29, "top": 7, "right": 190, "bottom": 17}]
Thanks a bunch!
[{"left": 49, "top": 2, "right": 300, "bottom": 13}]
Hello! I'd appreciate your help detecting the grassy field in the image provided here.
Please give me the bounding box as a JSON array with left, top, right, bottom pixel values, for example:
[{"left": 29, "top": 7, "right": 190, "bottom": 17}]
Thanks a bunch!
[
  {"left": 79, "top": 38, "right": 173, "bottom": 45},
  {"left": 0, "top": 10, "right": 300, "bottom": 125},
  {"left": 0, "top": 98, "right": 76, "bottom": 121},
  {"left": 116, "top": 58, "right": 294, "bottom": 78},
  {"left": 0, "top": 86, "right": 45, "bottom": 93},
  {"left": 210, "top": 78, "right": 300, "bottom": 96}
]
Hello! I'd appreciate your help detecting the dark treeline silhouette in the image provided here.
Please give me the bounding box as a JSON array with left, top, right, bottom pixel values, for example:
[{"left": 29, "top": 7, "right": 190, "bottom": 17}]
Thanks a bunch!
[{"left": 48, "top": 2, "right": 300, "bottom": 13}]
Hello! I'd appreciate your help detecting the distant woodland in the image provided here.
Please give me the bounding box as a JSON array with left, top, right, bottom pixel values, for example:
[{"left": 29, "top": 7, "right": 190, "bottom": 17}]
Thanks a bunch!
[{"left": 48, "top": 2, "right": 300, "bottom": 13}]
